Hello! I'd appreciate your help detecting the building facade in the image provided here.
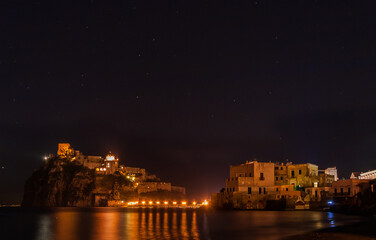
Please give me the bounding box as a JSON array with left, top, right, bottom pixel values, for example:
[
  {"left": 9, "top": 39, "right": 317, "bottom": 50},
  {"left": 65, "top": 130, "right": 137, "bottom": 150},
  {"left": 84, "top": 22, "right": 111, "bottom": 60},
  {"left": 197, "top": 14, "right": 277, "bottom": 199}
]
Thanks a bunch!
[
  {"left": 331, "top": 179, "right": 370, "bottom": 197},
  {"left": 212, "top": 160, "right": 347, "bottom": 209},
  {"left": 325, "top": 167, "right": 338, "bottom": 181},
  {"left": 57, "top": 143, "right": 74, "bottom": 157}
]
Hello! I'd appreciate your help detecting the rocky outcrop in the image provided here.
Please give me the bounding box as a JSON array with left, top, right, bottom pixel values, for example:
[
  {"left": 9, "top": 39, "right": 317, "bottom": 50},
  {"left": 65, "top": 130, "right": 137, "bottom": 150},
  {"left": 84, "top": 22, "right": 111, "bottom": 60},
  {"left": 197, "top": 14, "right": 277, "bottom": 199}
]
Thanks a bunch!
[{"left": 21, "top": 157, "right": 133, "bottom": 207}]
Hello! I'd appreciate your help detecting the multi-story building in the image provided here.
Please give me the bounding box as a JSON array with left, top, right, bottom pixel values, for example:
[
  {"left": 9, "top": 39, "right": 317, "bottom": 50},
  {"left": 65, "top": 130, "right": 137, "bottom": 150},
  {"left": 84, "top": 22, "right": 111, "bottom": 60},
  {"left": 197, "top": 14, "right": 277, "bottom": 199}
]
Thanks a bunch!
[
  {"left": 226, "top": 160, "right": 275, "bottom": 194},
  {"left": 75, "top": 152, "right": 104, "bottom": 169},
  {"left": 331, "top": 179, "right": 370, "bottom": 197},
  {"left": 103, "top": 153, "right": 119, "bottom": 174},
  {"left": 124, "top": 167, "right": 146, "bottom": 181},
  {"left": 57, "top": 143, "right": 74, "bottom": 157},
  {"left": 274, "top": 162, "right": 290, "bottom": 185},
  {"left": 325, "top": 167, "right": 338, "bottom": 181},
  {"left": 275, "top": 163, "right": 320, "bottom": 189},
  {"left": 350, "top": 170, "right": 376, "bottom": 180},
  {"left": 214, "top": 160, "right": 303, "bottom": 209},
  {"left": 318, "top": 171, "right": 335, "bottom": 187},
  {"left": 303, "top": 170, "right": 335, "bottom": 202}
]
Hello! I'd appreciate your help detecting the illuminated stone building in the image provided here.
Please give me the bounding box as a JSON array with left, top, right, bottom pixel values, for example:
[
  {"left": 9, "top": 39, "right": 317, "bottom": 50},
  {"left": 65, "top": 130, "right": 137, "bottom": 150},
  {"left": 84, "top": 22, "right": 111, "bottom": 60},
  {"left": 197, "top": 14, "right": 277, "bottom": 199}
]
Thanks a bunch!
[
  {"left": 350, "top": 170, "right": 376, "bottom": 180},
  {"left": 124, "top": 167, "right": 146, "bottom": 181},
  {"left": 331, "top": 179, "right": 370, "bottom": 197},
  {"left": 275, "top": 163, "right": 320, "bottom": 189},
  {"left": 273, "top": 185, "right": 301, "bottom": 200},
  {"left": 57, "top": 143, "right": 74, "bottom": 157},
  {"left": 75, "top": 151, "right": 103, "bottom": 169},
  {"left": 226, "top": 160, "right": 275, "bottom": 193},
  {"left": 302, "top": 171, "right": 335, "bottom": 202},
  {"left": 325, "top": 167, "right": 338, "bottom": 181},
  {"left": 304, "top": 186, "right": 332, "bottom": 202},
  {"left": 318, "top": 171, "right": 335, "bottom": 187},
  {"left": 219, "top": 161, "right": 287, "bottom": 209},
  {"left": 104, "top": 152, "right": 119, "bottom": 174}
]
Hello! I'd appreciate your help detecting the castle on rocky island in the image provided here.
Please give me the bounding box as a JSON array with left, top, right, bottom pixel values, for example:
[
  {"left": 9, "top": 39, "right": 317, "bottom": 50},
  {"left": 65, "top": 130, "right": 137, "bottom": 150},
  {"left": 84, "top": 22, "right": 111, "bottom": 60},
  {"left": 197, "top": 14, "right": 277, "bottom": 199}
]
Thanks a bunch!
[
  {"left": 56, "top": 143, "right": 186, "bottom": 195},
  {"left": 22, "top": 143, "right": 188, "bottom": 208}
]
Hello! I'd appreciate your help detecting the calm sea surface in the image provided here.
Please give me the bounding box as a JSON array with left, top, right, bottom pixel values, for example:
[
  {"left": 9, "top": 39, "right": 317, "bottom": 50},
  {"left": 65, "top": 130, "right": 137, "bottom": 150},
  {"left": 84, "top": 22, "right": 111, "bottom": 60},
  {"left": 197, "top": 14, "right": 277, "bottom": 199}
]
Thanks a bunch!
[{"left": 0, "top": 207, "right": 365, "bottom": 240}]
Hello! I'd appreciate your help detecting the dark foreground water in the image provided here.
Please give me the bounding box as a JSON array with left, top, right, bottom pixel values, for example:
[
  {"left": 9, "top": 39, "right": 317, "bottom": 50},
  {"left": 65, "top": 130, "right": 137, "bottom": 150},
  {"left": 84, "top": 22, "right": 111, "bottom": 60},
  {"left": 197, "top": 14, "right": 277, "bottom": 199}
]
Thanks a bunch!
[{"left": 0, "top": 208, "right": 365, "bottom": 240}]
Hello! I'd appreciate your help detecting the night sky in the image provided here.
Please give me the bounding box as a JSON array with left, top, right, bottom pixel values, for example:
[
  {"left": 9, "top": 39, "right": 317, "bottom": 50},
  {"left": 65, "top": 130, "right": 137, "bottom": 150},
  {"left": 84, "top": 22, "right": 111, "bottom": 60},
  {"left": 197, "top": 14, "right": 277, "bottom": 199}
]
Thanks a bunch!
[{"left": 1, "top": 0, "right": 376, "bottom": 203}]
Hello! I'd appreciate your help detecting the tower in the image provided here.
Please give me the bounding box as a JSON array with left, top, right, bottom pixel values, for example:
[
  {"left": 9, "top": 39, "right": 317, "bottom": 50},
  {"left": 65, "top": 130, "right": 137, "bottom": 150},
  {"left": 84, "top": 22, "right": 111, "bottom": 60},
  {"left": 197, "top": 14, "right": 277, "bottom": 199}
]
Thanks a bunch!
[
  {"left": 104, "top": 152, "right": 119, "bottom": 174},
  {"left": 57, "top": 143, "right": 74, "bottom": 157}
]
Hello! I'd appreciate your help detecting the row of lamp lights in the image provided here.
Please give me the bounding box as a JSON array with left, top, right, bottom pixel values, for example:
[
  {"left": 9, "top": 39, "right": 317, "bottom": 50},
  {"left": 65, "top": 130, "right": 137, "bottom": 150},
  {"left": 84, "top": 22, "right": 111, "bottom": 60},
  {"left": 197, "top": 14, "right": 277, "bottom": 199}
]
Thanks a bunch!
[{"left": 123, "top": 200, "right": 208, "bottom": 206}]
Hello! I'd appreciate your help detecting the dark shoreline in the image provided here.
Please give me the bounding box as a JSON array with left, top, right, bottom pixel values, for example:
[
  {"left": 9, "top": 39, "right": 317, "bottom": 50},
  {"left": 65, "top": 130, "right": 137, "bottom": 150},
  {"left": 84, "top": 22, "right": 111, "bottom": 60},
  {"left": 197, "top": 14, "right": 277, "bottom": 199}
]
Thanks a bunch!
[{"left": 283, "top": 216, "right": 376, "bottom": 240}]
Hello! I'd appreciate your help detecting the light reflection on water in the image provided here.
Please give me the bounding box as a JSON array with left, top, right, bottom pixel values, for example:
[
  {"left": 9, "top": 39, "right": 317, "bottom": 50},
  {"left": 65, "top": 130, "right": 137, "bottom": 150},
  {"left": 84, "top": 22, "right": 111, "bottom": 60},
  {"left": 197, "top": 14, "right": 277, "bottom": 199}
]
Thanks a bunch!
[{"left": 0, "top": 208, "right": 365, "bottom": 240}]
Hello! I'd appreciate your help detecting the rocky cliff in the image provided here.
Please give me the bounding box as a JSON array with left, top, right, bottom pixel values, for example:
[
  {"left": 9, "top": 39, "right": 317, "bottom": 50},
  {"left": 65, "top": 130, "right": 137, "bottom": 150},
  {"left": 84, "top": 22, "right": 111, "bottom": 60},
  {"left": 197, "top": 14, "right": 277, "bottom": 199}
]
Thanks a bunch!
[{"left": 21, "top": 157, "right": 134, "bottom": 207}]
